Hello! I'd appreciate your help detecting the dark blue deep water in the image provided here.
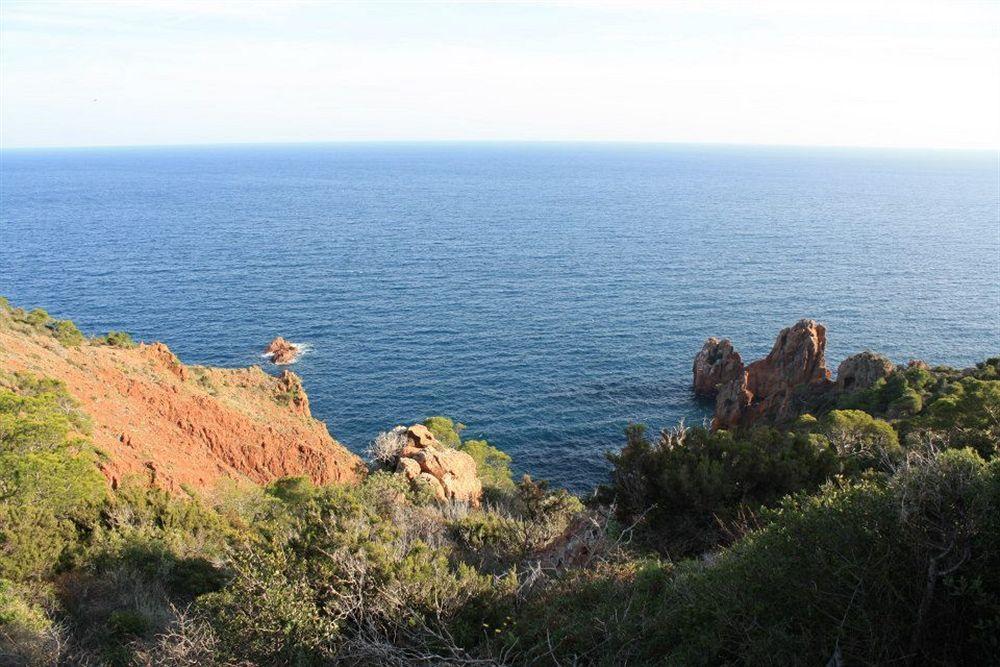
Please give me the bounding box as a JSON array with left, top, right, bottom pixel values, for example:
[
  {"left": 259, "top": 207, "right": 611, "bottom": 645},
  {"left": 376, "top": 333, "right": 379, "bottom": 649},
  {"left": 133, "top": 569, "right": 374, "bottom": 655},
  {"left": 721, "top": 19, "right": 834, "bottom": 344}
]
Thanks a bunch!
[{"left": 2, "top": 144, "right": 998, "bottom": 490}]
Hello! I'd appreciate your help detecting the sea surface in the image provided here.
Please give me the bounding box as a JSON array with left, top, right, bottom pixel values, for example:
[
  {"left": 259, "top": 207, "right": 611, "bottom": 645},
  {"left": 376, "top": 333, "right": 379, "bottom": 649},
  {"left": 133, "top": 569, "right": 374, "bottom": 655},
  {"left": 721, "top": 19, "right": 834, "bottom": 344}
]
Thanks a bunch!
[{"left": 2, "top": 143, "right": 997, "bottom": 491}]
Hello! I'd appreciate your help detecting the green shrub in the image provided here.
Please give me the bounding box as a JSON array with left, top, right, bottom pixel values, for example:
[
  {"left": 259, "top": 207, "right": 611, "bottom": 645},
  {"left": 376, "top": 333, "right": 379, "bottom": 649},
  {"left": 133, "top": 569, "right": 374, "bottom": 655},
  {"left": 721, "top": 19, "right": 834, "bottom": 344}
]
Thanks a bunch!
[
  {"left": 818, "top": 409, "right": 901, "bottom": 473},
  {"left": 459, "top": 438, "right": 515, "bottom": 493},
  {"left": 424, "top": 415, "right": 463, "bottom": 448},
  {"left": 0, "top": 302, "right": 87, "bottom": 347},
  {"left": 200, "top": 483, "right": 502, "bottom": 664},
  {"left": 0, "top": 579, "right": 50, "bottom": 634},
  {"left": 50, "top": 319, "right": 85, "bottom": 346},
  {"left": 0, "top": 579, "right": 59, "bottom": 664},
  {"left": 24, "top": 308, "right": 50, "bottom": 327},
  {"left": 265, "top": 475, "right": 317, "bottom": 505},
  {"left": 919, "top": 378, "right": 1000, "bottom": 457},
  {"left": 96, "top": 330, "right": 137, "bottom": 348},
  {"left": 888, "top": 386, "right": 923, "bottom": 417},
  {"left": 0, "top": 505, "right": 73, "bottom": 582},
  {"left": 600, "top": 423, "right": 838, "bottom": 555},
  {"left": 0, "top": 378, "right": 104, "bottom": 581},
  {"left": 450, "top": 512, "right": 525, "bottom": 570},
  {"left": 93, "top": 481, "right": 231, "bottom": 565}
]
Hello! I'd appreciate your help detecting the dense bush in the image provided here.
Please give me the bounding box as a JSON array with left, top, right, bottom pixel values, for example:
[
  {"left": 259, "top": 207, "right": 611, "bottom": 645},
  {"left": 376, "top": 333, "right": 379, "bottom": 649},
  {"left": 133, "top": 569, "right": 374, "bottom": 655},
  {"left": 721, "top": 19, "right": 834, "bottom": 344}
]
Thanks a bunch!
[
  {"left": 515, "top": 448, "right": 999, "bottom": 665},
  {"left": 423, "top": 415, "right": 464, "bottom": 448},
  {"left": 94, "top": 330, "right": 137, "bottom": 348},
  {"left": 599, "top": 422, "right": 840, "bottom": 554},
  {"left": 0, "top": 374, "right": 105, "bottom": 581},
  {"left": 459, "top": 438, "right": 515, "bottom": 494}
]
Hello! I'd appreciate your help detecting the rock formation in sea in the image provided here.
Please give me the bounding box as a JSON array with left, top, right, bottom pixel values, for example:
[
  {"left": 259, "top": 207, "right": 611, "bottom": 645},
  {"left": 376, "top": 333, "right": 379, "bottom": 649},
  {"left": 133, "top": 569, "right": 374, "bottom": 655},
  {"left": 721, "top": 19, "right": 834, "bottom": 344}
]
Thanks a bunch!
[
  {"left": 0, "top": 323, "right": 365, "bottom": 492},
  {"left": 709, "top": 319, "right": 835, "bottom": 430},
  {"left": 394, "top": 424, "right": 483, "bottom": 506},
  {"left": 264, "top": 336, "right": 301, "bottom": 364},
  {"left": 692, "top": 337, "right": 744, "bottom": 398}
]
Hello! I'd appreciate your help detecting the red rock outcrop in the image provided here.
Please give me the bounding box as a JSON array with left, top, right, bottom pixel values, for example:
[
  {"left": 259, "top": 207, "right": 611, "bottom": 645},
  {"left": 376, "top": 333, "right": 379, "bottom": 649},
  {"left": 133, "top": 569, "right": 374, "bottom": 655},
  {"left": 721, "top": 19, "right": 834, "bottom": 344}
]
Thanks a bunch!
[
  {"left": 277, "top": 369, "right": 311, "bottom": 417},
  {"left": 0, "top": 325, "right": 365, "bottom": 492},
  {"left": 264, "top": 336, "right": 301, "bottom": 365},
  {"left": 692, "top": 337, "right": 744, "bottom": 397},
  {"left": 836, "top": 351, "right": 894, "bottom": 393},
  {"left": 394, "top": 424, "right": 483, "bottom": 506},
  {"left": 712, "top": 319, "right": 834, "bottom": 429}
]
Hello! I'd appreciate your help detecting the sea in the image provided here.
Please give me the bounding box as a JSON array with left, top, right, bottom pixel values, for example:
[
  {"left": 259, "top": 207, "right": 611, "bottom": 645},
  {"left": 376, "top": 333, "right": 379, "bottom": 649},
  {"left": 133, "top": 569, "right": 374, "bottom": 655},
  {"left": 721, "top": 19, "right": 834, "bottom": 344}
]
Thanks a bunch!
[{"left": 1, "top": 143, "right": 997, "bottom": 491}]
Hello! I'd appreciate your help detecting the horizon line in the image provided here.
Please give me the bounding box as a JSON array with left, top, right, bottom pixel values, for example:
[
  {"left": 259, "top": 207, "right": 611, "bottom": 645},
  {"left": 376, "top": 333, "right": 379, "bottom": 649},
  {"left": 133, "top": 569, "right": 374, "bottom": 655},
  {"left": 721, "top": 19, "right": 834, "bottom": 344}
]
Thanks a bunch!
[{"left": 2, "top": 138, "right": 997, "bottom": 154}]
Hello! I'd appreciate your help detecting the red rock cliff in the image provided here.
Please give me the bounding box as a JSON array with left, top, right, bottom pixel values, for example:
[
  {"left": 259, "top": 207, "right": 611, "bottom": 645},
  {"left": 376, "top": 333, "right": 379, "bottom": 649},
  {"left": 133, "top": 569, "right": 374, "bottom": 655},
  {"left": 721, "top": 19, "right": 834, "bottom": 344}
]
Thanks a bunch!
[{"left": 0, "top": 326, "right": 365, "bottom": 492}]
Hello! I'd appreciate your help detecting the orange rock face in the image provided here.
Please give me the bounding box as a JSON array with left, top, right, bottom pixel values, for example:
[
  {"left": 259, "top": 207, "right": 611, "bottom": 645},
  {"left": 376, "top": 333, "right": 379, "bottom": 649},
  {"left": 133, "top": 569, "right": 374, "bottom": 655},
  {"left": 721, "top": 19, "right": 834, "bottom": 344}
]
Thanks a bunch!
[
  {"left": 836, "top": 351, "right": 894, "bottom": 393},
  {"left": 711, "top": 319, "right": 834, "bottom": 429},
  {"left": 692, "top": 337, "right": 744, "bottom": 398},
  {"left": 0, "top": 327, "right": 365, "bottom": 492}
]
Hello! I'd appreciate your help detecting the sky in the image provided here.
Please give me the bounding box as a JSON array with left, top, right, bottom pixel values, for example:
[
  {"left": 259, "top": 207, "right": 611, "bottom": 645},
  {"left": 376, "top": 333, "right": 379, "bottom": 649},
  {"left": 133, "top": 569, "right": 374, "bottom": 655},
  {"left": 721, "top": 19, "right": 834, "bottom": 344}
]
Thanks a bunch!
[{"left": 1, "top": 1, "right": 998, "bottom": 150}]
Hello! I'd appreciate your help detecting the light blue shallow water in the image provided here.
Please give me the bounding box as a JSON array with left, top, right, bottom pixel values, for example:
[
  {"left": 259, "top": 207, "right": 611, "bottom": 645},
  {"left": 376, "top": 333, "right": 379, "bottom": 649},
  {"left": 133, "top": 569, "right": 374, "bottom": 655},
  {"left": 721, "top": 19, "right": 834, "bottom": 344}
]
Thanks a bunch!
[{"left": 1, "top": 143, "right": 997, "bottom": 490}]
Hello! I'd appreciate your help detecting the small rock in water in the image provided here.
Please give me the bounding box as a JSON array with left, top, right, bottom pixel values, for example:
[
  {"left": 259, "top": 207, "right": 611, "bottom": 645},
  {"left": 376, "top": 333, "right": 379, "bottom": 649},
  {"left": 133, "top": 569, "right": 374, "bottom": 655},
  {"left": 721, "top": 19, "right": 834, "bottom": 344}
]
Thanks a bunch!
[{"left": 264, "top": 336, "right": 301, "bottom": 365}]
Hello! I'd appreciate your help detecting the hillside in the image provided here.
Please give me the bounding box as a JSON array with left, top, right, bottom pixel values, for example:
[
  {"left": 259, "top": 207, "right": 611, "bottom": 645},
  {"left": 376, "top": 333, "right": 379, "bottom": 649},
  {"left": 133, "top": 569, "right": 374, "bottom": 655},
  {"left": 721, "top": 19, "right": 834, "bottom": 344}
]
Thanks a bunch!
[{"left": 0, "top": 301, "right": 364, "bottom": 491}]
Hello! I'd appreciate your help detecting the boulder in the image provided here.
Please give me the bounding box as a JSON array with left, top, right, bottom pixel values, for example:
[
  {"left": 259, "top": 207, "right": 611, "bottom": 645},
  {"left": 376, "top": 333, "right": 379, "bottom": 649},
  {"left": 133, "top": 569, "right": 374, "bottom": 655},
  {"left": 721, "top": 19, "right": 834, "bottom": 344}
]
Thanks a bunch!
[
  {"left": 836, "top": 351, "right": 894, "bottom": 393},
  {"left": 406, "top": 423, "right": 439, "bottom": 448},
  {"left": 393, "top": 424, "right": 482, "bottom": 506},
  {"left": 396, "top": 456, "right": 421, "bottom": 480},
  {"left": 264, "top": 337, "right": 301, "bottom": 365},
  {"left": 399, "top": 424, "right": 440, "bottom": 459},
  {"left": 411, "top": 447, "right": 482, "bottom": 505},
  {"left": 692, "top": 337, "right": 744, "bottom": 398},
  {"left": 713, "top": 319, "right": 834, "bottom": 429}
]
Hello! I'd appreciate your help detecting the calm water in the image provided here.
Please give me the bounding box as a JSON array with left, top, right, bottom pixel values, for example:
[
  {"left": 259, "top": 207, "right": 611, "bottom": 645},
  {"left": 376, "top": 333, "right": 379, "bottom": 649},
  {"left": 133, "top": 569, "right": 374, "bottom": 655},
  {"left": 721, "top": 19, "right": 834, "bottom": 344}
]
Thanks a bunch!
[{"left": 1, "top": 143, "right": 997, "bottom": 490}]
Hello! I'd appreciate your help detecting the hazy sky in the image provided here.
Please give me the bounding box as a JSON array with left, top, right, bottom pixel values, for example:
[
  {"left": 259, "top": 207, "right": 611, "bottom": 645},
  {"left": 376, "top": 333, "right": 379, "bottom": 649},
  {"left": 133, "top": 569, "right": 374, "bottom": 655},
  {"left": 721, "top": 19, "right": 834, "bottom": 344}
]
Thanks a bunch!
[{"left": 1, "top": 1, "right": 998, "bottom": 149}]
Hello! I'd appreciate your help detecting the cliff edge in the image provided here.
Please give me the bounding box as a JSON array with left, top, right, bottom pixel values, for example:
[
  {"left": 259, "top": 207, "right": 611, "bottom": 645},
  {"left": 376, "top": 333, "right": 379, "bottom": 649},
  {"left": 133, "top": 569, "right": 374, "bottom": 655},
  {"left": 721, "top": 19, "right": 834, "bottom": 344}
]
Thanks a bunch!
[{"left": 0, "top": 305, "right": 365, "bottom": 492}]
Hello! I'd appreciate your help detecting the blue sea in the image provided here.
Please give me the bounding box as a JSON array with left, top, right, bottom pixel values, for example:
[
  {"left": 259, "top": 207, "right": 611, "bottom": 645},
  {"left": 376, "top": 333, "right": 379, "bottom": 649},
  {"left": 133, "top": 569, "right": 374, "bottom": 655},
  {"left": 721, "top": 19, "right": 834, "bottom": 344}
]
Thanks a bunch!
[{"left": 1, "top": 143, "right": 997, "bottom": 491}]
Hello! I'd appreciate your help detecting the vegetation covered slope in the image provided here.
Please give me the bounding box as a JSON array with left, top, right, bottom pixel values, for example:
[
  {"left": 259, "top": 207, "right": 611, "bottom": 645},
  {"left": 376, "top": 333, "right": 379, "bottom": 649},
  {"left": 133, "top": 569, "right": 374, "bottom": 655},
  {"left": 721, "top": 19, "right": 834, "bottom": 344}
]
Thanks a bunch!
[{"left": 1, "top": 300, "right": 997, "bottom": 665}]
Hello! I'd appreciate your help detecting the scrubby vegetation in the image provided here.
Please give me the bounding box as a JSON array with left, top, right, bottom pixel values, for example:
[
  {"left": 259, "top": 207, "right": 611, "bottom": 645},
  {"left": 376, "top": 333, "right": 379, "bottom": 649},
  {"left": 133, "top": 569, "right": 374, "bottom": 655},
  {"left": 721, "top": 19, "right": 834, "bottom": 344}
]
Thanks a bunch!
[
  {"left": 1, "top": 339, "right": 998, "bottom": 664},
  {"left": 0, "top": 300, "right": 86, "bottom": 348},
  {"left": 0, "top": 298, "right": 137, "bottom": 350},
  {"left": 94, "top": 331, "right": 138, "bottom": 349}
]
